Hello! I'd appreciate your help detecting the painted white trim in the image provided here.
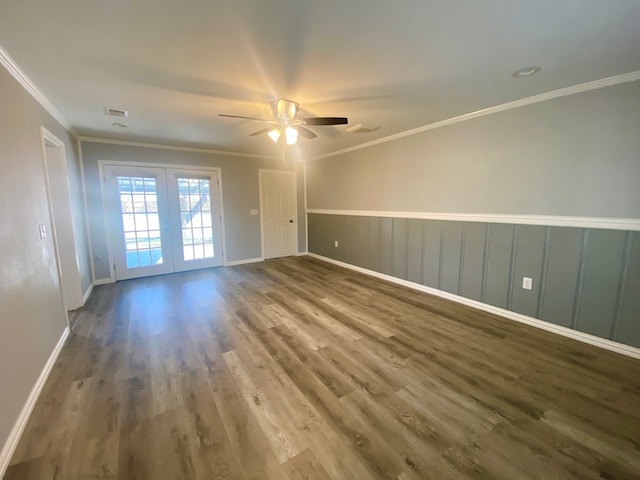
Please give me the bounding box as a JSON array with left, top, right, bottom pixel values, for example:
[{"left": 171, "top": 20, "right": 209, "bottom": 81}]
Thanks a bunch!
[
  {"left": 0, "top": 46, "right": 73, "bottom": 132},
  {"left": 40, "top": 127, "right": 85, "bottom": 315},
  {"left": 81, "top": 283, "right": 94, "bottom": 305},
  {"left": 79, "top": 136, "right": 278, "bottom": 160},
  {"left": 98, "top": 159, "right": 230, "bottom": 172},
  {"left": 314, "top": 70, "right": 640, "bottom": 161},
  {"left": 306, "top": 208, "right": 640, "bottom": 232},
  {"left": 224, "top": 257, "right": 264, "bottom": 266},
  {"left": 0, "top": 326, "right": 70, "bottom": 477},
  {"left": 93, "top": 278, "right": 115, "bottom": 286},
  {"left": 296, "top": 251, "right": 309, "bottom": 256},
  {"left": 306, "top": 253, "right": 640, "bottom": 360}
]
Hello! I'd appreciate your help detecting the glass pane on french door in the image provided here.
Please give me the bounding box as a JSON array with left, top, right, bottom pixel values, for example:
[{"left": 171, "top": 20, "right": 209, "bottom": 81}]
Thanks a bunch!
[
  {"left": 105, "top": 166, "right": 174, "bottom": 280},
  {"left": 167, "top": 169, "right": 223, "bottom": 272}
]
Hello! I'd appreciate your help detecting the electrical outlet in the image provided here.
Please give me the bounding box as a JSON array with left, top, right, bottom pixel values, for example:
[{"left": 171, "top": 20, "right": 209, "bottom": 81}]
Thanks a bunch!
[
  {"left": 522, "top": 277, "right": 533, "bottom": 290},
  {"left": 334, "top": 240, "right": 339, "bottom": 247}
]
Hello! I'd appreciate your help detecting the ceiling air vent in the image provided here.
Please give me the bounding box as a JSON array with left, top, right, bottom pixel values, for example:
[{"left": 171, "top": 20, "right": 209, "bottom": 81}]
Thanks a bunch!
[
  {"left": 105, "top": 107, "right": 129, "bottom": 118},
  {"left": 346, "top": 123, "right": 380, "bottom": 134}
]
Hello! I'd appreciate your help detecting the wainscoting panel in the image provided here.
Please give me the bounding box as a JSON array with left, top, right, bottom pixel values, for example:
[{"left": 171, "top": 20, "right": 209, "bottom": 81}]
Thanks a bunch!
[
  {"left": 576, "top": 229, "right": 627, "bottom": 339},
  {"left": 406, "top": 219, "right": 424, "bottom": 284},
  {"left": 618, "top": 232, "right": 640, "bottom": 345},
  {"left": 307, "top": 213, "right": 640, "bottom": 349},
  {"left": 539, "top": 227, "right": 583, "bottom": 328},
  {"left": 460, "top": 223, "right": 486, "bottom": 302},
  {"left": 511, "top": 225, "right": 546, "bottom": 318},
  {"left": 484, "top": 224, "right": 514, "bottom": 310},
  {"left": 421, "top": 220, "right": 442, "bottom": 289},
  {"left": 392, "top": 218, "right": 408, "bottom": 280},
  {"left": 441, "top": 222, "right": 464, "bottom": 295}
]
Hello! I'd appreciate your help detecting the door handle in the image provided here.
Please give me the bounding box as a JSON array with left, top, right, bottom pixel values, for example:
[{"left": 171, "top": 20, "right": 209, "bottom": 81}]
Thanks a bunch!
[{"left": 289, "top": 220, "right": 294, "bottom": 223}]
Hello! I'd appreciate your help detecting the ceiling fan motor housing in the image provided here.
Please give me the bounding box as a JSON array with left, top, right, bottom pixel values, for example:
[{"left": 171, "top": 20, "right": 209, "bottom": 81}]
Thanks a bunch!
[{"left": 271, "top": 99, "right": 299, "bottom": 122}]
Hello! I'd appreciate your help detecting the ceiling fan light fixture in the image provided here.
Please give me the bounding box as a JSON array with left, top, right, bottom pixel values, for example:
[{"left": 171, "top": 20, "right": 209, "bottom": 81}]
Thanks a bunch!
[
  {"left": 268, "top": 128, "right": 281, "bottom": 143},
  {"left": 285, "top": 127, "right": 298, "bottom": 145}
]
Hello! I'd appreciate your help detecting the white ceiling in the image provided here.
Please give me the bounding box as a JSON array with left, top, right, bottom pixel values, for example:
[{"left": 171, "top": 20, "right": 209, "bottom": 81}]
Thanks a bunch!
[{"left": 1, "top": 1, "right": 639, "bottom": 158}]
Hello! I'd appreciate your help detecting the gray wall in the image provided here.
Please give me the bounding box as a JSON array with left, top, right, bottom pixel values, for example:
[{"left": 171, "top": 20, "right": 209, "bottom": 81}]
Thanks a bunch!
[
  {"left": 309, "top": 214, "right": 640, "bottom": 348},
  {"left": 0, "top": 65, "right": 91, "bottom": 451},
  {"left": 307, "top": 81, "right": 640, "bottom": 218},
  {"left": 81, "top": 142, "right": 307, "bottom": 280},
  {"left": 306, "top": 81, "right": 640, "bottom": 350}
]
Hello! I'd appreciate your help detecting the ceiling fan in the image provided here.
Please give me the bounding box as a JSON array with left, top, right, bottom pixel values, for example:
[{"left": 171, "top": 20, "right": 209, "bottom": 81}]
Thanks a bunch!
[{"left": 219, "top": 99, "right": 348, "bottom": 145}]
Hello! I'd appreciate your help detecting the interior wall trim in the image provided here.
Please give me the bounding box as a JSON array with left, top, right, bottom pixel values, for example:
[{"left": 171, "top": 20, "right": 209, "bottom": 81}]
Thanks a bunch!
[
  {"left": 0, "top": 45, "right": 73, "bottom": 132},
  {"left": 307, "top": 209, "right": 640, "bottom": 232},
  {"left": 313, "top": 70, "right": 640, "bottom": 161},
  {"left": 0, "top": 326, "right": 70, "bottom": 477},
  {"left": 81, "top": 283, "right": 94, "bottom": 306},
  {"left": 306, "top": 253, "right": 640, "bottom": 360},
  {"left": 224, "top": 257, "right": 264, "bottom": 267},
  {"left": 79, "top": 137, "right": 278, "bottom": 160}
]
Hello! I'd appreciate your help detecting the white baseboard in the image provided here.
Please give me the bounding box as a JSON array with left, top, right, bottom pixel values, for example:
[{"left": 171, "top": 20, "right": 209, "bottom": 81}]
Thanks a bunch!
[
  {"left": 306, "top": 253, "right": 640, "bottom": 360},
  {"left": 92, "top": 278, "right": 115, "bottom": 286},
  {"left": 0, "top": 326, "right": 70, "bottom": 477},
  {"left": 81, "top": 283, "right": 94, "bottom": 305},
  {"left": 224, "top": 257, "right": 264, "bottom": 267},
  {"left": 296, "top": 251, "right": 309, "bottom": 256}
]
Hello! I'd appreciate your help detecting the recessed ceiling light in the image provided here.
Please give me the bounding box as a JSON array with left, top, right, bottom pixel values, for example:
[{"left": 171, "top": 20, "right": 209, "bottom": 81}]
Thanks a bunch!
[
  {"left": 512, "top": 66, "right": 542, "bottom": 78},
  {"left": 112, "top": 122, "right": 128, "bottom": 128}
]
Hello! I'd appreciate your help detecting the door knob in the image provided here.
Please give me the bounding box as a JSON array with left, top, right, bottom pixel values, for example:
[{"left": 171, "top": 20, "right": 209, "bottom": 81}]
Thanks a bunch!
[{"left": 289, "top": 220, "right": 294, "bottom": 223}]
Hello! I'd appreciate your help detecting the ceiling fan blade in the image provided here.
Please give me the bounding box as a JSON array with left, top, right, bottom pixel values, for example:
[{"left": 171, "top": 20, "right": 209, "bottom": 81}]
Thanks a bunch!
[
  {"left": 296, "top": 126, "right": 317, "bottom": 139},
  {"left": 302, "top": 117, "right": 348, "bottom": 126},
  {"left": 219, "top": 113, "right": 270, "bottom": 122},
  {"left": 249, "top": 126, "right": 273, "bottom": 136}
]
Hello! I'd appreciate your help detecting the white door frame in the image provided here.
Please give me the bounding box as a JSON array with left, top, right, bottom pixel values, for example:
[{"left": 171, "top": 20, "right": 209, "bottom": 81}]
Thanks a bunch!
[
  {"left": 98, "top": 160, "right": 226, "bottom": 281},
  {"left": 40, "top": 127, "right": 83, "bottom": 316},
  {"left": 259, "top": 169, "right": 298, "bottom": 259}
]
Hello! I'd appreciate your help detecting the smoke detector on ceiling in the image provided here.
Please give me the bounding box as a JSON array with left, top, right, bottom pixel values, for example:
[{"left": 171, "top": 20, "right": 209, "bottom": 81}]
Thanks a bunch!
[
  {"left": 105, "top": 107, "right": 129, "bottom": 118},
  {"left": 346, "top": 123, "right": 380, "bottom": 134}
]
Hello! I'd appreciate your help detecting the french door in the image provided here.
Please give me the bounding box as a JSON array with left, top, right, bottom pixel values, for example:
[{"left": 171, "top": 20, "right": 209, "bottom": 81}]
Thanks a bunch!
[{"left": 104, "top": 165, "right": 223, "bottom": 280}]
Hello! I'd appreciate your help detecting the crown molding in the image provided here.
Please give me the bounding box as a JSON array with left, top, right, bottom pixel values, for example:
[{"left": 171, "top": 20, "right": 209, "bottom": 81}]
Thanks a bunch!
[
  {"left": 78, "top": 136, "right": 279, "bottom": 160},
  {"left": 0, "top": 45, "right": 73, "bottom": 132},
  {"left": 314, "top": 70, "right": 640, "bottom": 161},
  {"left": 306, "top": 208, "right": 640, "bottom": 232}
]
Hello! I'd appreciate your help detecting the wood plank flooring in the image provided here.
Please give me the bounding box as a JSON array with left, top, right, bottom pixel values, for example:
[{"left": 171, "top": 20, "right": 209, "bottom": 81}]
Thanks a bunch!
[{"left": 5, "top": 256, "right": 640, "bottom": 479}]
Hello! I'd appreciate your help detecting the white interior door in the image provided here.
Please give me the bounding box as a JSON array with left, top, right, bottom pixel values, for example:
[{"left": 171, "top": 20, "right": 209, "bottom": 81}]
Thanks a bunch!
[
  {"left": 260, "top": 170, "right": 297, "bottom": 259},
  {"left": 105, "top": 165, "right": 174, "bottom": 280},
  {"left": 166, "top": 168, "right": 224, "bottom": 271}
]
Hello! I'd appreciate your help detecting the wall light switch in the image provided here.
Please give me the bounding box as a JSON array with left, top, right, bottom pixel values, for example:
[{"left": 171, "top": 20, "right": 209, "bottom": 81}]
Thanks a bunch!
[
  {"left": 250, "top": 209, "right": 259, "bottom": 216},
  {"left": 38, "top": 224, "right": 47, "bottom": 239},
  {"left": 334, "top": 240, "right": 339, "bottom": 247},
  {"left": 522, "top": 277, "right": 533, "bottom": 290}
]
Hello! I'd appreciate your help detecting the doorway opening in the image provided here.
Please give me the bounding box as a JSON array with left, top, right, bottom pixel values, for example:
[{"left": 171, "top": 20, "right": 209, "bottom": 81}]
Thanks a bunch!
[
  {"left": 40, "top": 128, "right": 83, "bottom": 319},
  {"left": 103, "top": 164, "right": 224, "bottom": 281}
]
